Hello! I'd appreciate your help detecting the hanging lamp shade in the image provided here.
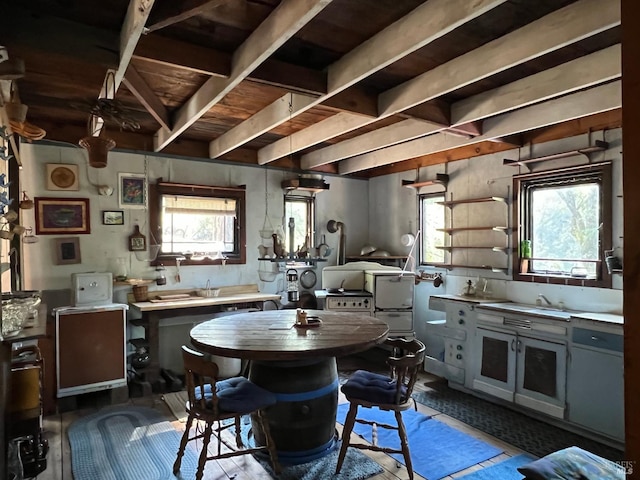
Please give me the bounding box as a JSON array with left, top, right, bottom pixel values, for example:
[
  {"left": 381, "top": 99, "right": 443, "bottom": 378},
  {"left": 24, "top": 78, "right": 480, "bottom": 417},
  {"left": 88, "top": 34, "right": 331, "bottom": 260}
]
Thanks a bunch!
[{"left": 79, "top": 135, "right": 116, "bottom": 168}]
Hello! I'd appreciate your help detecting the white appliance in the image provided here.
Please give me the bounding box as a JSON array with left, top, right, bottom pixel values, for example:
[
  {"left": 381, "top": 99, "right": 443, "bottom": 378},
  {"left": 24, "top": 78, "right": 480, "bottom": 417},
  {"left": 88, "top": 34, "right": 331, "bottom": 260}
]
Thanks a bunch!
[
  {"left": 365, "top": 269, "right": 415, "bottom": 338},
  {"left": 71, "top": 272, "right": 114, "bottom": 306},
  {"left": 320, "top": 262, "right": 415, "bottom": 338}
]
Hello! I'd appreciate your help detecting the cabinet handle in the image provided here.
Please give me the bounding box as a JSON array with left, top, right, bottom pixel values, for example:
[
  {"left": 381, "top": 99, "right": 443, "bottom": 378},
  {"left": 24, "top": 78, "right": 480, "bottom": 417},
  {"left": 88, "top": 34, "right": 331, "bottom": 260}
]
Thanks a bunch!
[
  {"left": 591, "top": 336, "right": 600, "bottom": 341},
  {"left": 517, "top": 339, "right": 522, "bottom": 353},
  {"left": 511, "top": 339, "right": 516, "bottom": 351}
]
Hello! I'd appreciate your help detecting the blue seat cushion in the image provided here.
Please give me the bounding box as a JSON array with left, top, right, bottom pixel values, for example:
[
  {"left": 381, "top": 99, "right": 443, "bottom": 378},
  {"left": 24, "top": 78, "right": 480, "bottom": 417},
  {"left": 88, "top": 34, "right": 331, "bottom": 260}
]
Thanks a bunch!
[
  {"left": 194, "top": 377, "right": 277, "bottom": 414},
  {"left": 341, "top": 370, "right": 406, "bottom": 404}
]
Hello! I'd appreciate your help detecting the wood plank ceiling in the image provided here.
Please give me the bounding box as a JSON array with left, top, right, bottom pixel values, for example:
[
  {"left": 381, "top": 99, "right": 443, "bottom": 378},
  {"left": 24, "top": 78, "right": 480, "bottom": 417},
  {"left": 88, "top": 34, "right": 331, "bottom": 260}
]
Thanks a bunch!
[{"left": 2, "top": 0, "right": 621, "bottom": 177}]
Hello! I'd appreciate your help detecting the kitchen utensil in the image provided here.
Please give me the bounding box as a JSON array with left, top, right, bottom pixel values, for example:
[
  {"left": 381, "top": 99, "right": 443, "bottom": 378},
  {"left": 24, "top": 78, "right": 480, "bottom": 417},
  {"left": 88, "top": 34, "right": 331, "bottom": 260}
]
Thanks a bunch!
[
  {"left": 300, "top": 269, "right": 317, "bottom": 289},
  {"left": 401, "top": 233, "right": 415, "bottom": 247},
  {"left": 360, "top": 244, "right": 376, "bottom": 255},
  {"left": 317, "top": 234, "right": 330, "bottom": 258}
]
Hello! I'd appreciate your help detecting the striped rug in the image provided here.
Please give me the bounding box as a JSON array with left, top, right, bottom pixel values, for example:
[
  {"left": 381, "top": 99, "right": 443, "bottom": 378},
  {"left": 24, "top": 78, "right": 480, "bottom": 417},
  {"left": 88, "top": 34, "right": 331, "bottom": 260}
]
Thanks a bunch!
[{"left": 68, "top": 405, "right": 198, "bottom": 480}]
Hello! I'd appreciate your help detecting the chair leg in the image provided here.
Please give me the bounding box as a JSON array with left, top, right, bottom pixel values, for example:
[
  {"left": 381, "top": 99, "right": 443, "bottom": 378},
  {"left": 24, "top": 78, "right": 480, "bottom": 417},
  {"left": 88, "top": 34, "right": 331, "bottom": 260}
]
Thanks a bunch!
[
  {"left": 335, "top": 403, "right": 359, "bottom": 474},
  {"left": 395, "top": 411, "right": 413, "bottom": 480},
  {"left": 256, "top": 409, "right": 281, "bottom": 474},
  {"left": 173, "top": 414, "right": 194, "bottom": 474},
  {"left": 196, "top": 421, "right": 214, "bottom": 480},
  {"left": 234, "top": 415, "right": 244, "bottom": 448}
]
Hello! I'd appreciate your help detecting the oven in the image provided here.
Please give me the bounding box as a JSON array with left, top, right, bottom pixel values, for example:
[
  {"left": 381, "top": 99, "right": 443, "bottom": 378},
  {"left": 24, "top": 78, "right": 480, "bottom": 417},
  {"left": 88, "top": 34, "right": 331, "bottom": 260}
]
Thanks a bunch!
[{"left": 324, "top": 292, "right": 374, "bottom": 314}]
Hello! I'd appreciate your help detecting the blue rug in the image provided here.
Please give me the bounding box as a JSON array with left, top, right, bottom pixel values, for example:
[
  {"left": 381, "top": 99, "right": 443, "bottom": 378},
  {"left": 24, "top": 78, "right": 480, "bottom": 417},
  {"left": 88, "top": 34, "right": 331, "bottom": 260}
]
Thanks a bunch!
[
  {"left": 68, "top": 405, "right": 198, "bottom": 480},
  {"left": 457, "top": 454, "right": 536, "bottom": 480},
  {"left": 337, "top": 403, "right": 503, "bottom": 480}
]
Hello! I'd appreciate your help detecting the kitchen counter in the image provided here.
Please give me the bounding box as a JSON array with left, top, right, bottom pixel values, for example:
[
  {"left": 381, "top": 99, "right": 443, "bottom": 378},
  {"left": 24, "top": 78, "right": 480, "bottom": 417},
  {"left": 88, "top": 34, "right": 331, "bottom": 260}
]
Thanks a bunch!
[
  {"left": 476, "top": 302, "right": 574, "bottom": 321},
  {"left": 429, "top": 293, "right": 510, "bottom": 305},
  {"left": 570, "top": 312, "right": 624, "bottom": 325},
  {"left": 130, "top": 291, "right": 280, "bottom": 312}
]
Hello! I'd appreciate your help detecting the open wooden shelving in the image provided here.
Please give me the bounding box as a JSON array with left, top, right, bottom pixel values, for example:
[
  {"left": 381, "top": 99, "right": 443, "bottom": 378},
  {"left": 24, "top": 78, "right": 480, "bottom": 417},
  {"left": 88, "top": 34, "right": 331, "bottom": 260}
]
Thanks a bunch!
[
  {"left": 503, "top": 140, "right": 608, "bottom": 166},
  {"left": 402, "top": 173, "right": 449, "bottom": 189}
]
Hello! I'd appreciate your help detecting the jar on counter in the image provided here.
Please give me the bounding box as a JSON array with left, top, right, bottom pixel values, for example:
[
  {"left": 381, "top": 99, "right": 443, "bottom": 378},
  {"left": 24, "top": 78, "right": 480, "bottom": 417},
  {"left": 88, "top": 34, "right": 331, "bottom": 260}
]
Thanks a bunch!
[{"left": 155, "top": 264, "right": 167, "bottom": 285}]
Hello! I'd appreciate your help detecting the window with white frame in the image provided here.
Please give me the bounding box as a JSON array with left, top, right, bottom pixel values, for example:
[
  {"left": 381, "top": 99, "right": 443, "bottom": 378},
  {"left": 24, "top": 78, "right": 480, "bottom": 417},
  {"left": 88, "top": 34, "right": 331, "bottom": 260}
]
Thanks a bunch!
[
  {"left": 419, "top": 193, "right": 446, "bottom": 265},
  {"left": 284, "top": 194, "right": 315, "bottom": 255},
  {"left": 514, "top": 163, "right": 612, "bottom": 284}
]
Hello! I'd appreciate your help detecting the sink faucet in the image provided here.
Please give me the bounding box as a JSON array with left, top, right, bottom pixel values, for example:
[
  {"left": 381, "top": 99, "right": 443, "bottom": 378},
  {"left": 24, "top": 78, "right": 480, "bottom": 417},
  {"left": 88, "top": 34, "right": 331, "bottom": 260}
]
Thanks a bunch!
[{"left": 536, "top": 294, "right": 552, "bottom": 307}]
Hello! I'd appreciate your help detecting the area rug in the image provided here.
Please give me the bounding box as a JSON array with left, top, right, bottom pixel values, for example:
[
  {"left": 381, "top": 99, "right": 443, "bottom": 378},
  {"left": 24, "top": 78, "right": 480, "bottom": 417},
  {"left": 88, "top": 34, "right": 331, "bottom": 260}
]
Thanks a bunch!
[
  {"left": 457, "top": 454, "right": 535, "bottom": 480},
  {"left": 413, "top": 382, "right": 624, "bottom": 460},
  {"left": 336, "top": 403, "right": 502, "bottom": 480},
  {"left": 68, "top": 405, "right": 198, "bottom": 480}
]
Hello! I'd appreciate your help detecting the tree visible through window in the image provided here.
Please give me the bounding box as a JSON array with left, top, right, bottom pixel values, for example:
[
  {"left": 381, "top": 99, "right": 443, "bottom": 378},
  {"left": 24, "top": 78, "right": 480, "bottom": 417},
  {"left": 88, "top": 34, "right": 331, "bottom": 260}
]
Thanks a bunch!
[
  {"left": 514, "top": 163, "right": 611, "bottom": 284},
  {"left": 419, "top": 194, "right": 445, "bottom": 265}
]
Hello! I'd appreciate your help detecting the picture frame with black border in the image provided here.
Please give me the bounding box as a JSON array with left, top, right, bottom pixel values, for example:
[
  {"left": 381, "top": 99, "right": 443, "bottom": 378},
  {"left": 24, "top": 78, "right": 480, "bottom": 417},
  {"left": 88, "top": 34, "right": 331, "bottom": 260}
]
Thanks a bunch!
[
  {"left": 55, "top": 237, "right": 81, "bottom": 265},
  {"left": 102, "top": 210, "right": 124, "bottom": 225},
  {"left": 118, "top": 173, "right": 147, "bottom": 209}
]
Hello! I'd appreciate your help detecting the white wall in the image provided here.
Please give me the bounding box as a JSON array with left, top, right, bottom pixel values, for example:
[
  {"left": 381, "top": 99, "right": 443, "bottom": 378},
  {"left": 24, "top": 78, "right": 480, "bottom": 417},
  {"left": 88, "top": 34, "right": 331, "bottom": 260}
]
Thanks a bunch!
[
  {"left": 17, "top": 142, "right": 369, "bottom": 301},
  {"left": 367, "top": 129, "right": 624, "bottom": 346}
]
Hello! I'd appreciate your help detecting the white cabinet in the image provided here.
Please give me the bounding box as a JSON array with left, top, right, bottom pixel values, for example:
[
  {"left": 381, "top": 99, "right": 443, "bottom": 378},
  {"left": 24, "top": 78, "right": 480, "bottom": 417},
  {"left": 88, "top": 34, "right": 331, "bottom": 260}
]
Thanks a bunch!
[
  {"left": 473, "top": 326, "right": 567, "bottom": 419},
  {"left": 567, "top": 326, "right": 624, "bottom": 441}
]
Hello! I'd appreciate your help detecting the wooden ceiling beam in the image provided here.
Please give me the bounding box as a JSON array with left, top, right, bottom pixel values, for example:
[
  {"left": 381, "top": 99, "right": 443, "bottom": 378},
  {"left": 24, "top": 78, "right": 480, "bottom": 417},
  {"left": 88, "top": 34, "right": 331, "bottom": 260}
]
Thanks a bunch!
[
  {"left": 256, "top": 0, "right": 505, "bottom": 165},
  {"left": 452, "top": 44, "right": 621, "bottom": 125},
  {"left": 122, "top": 64, "right": 171, "bottom": 131},
  {"left": 209, "top": 92, "right": 318, "bottom": 158},
  {"left": 301, "top": 119, "right": 443, "bottom": 169},
  {"left": 257, "top": 112, "right": 370, "bottom": 165},
  {"left": 145, "top": 0, "right": 228, "bottom": 34},
  {"left": 379, "top": 0, "right": 620, "bottom": 116},
  {"left": 154, "top": 0, "right": 333, "bottom": 152},
  {"left": 315, "top": 42, "right": 619, "bottom": 173},
  {"left": 340, "top": 81, "right": 621, "bottom": 174}
]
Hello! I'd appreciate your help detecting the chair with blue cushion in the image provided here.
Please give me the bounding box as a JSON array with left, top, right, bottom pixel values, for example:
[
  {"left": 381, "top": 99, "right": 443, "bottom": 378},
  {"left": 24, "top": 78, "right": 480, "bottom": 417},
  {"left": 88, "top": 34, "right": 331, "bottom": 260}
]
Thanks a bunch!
[
  {"left": 173, "top": 345, "right": 280, "bottom": 479},
  {"left": 335, "top": 337, "right": 426, "bottom": 480}
]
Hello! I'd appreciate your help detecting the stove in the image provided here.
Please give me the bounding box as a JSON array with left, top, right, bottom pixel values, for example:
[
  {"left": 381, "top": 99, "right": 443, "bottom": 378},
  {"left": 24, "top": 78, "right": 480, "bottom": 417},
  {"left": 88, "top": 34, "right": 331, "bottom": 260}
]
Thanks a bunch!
[{"left": 323, "top": 291, "right": 373, "bottom": 312}]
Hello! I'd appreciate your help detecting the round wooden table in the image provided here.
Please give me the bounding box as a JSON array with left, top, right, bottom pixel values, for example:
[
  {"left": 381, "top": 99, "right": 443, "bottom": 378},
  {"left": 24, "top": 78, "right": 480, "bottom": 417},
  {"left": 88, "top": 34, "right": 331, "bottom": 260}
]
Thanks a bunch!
[{"left": 190, "top": 309, "right": 389, "bottom": 464}]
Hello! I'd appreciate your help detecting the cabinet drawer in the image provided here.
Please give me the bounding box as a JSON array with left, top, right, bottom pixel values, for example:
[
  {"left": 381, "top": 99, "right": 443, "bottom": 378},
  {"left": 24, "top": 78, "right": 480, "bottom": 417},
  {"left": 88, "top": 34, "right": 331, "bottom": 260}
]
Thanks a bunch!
[{"left": 572, "top": 328, "right": 623, "bottom": 353}]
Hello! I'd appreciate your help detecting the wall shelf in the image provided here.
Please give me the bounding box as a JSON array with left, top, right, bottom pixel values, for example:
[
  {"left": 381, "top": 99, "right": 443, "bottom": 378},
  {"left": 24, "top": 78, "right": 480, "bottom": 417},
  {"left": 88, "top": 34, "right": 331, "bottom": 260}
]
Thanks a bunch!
[
  {"left": 402, "top": 173, "right": 449, "bottom": 189},
  {"left": 437, "top": 246, "right": 512, "bottom": 254},
  {"left": 438, "top": 196, "right": 507, "bottom": 206},
  {"left": 422, "top": 262, "right": 508, "bottom": 273},
  {"left": 503, "top": 140, "right": 608, "bottom": 167},
  {"left": 438, "top": 226, "right": 512, "bottom": 234},
  {"left": 259, "top": 257, "right": 327, "bottom": 265}
]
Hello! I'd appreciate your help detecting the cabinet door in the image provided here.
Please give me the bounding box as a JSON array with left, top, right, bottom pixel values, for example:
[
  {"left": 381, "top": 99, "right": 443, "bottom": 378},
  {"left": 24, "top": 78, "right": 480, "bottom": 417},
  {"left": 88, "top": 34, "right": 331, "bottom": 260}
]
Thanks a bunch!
[
  {"left": 515, "top": 336, "right": 566, "bottom": 418},
  {"left": 472, "top": 327, "right": 516, "bottom": 401},
  {"left": 567, "top": 346, "right": 624, "bottom": 440}
]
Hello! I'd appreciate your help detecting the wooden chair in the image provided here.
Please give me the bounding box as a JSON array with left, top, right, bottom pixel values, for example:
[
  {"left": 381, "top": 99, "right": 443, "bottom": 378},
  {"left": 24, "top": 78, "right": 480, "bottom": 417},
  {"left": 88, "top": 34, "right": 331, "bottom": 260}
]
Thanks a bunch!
[
  {"left": 335, "top": 338, "right": 426, "bottom": 480},
  {"left": 173, "top": 346, "right": 281, "bottom": 479}
]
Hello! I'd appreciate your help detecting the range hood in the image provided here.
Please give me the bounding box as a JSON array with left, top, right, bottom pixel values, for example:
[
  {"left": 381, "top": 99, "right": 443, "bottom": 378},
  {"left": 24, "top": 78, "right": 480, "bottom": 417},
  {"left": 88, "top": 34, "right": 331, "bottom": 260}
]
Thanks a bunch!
[{"left": 281, "top": 176, "right": 330, "bottom": 193}]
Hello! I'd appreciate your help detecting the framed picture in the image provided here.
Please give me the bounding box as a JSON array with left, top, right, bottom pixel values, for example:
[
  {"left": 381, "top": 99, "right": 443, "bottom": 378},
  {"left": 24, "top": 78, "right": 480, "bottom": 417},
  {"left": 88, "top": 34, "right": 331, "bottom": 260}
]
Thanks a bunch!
[
  {"left": 46, "top": 164, "right": 79, "bottom": 191},
  {"left": 128, "top": 226, "right": 147, "bottom": 251},
  {"left": 118, "top": 173, "right": 146, "bottom": 209},
  {"left": 102, "top": 210, "right": 124, "bottom": 225},
  {"left": 55, "top": 237, "right": 81, "bottom": 264},
  {"left": 34, "top": 197, "right": 91, "bottom": 235}
]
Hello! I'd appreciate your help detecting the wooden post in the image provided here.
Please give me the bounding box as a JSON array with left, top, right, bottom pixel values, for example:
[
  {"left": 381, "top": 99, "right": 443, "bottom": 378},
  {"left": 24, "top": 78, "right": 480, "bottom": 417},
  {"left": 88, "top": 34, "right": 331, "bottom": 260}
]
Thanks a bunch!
[{"left": 622, "top": 0, "right": 640, "bottom": 474}]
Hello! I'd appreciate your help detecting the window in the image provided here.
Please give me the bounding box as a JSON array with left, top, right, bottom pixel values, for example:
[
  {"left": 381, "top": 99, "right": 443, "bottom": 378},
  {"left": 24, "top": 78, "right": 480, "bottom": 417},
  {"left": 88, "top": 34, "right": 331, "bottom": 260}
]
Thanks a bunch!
[
  {"left": 284, "top": 194, "right": 314, "bottom": 256},
  {"left": 150, "top": 180, "right": 246, "bottom": 265},
  {"left": 514, "top": 163, "right": 612, "bottom": 285},
  {"left": 419, "top": 193, "right": 446, "bottom": 265}
]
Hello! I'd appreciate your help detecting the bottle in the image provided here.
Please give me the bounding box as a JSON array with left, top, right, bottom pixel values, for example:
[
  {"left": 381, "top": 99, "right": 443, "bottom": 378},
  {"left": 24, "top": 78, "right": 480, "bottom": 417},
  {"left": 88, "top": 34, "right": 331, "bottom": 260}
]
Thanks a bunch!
[{"left": 156, "top": 264, "right": 167, "bottom": 285}]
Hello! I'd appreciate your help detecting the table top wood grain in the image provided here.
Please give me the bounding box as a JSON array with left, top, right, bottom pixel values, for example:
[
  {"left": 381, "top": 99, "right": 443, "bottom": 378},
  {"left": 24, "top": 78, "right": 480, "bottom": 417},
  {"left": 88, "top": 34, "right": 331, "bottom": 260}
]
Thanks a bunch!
[{"left": 190, "top": 309, "right": 389, "bottom": 361}]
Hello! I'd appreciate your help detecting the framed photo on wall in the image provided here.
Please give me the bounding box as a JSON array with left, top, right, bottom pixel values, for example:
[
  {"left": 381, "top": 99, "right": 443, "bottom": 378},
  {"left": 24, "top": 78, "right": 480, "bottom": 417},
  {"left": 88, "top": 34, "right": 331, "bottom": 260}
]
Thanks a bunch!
[
  {"left": 118, "top": 173, "right": 146, "bottom": 209},
  {"left": 102, "top": 210, "right": 124, "bottom": 225},
  {"left": 55, "top": 237, "right": 81, "bottom": 264},
  {"left": 34, "top": 197, "right": 91, "bottom": 235}
]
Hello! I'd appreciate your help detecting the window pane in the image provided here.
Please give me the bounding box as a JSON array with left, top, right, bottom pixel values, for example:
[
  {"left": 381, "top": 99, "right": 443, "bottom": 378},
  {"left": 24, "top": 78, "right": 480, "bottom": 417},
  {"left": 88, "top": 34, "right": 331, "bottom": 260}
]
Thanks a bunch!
[
  {"left": 161, "top": 195, "right": 236, "bottom": 253},
  {"left": 531, "top": 183, "right": 599, "bottom": 275},
  {"left": 420, "top": 195, "right": 445, "bottom": 263},
  {"left": 285, "top": 197, "right": 313, "bottom": 253}
]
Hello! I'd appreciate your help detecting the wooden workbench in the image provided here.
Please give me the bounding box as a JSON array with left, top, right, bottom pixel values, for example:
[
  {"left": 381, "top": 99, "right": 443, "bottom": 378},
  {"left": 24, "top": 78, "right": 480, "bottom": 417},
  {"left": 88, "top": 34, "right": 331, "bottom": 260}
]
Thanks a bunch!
[{"left": 128, "top": 284, "right": 280, "bottom": 392}]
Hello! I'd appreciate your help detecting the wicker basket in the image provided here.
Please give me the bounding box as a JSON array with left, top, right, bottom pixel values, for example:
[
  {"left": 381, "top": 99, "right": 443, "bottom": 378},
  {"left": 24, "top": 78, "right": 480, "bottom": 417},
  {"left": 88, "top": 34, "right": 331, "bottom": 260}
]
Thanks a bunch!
[{"left": 132, "top": 285, "right": 149, "bottom": 302}]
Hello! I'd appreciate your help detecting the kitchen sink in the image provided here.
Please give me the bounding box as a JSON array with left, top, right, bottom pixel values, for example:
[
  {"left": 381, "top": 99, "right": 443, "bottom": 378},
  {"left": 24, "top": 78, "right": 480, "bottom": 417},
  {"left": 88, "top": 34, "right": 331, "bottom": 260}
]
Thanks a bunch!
[{"left": 484, "top": 302, "right": 573, "bottom": 320}]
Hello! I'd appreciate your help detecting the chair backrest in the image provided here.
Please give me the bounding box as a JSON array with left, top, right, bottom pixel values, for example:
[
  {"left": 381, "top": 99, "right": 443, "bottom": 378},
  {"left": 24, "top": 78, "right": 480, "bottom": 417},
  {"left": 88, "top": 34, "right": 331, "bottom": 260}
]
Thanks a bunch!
[
  {"left": 181, "top": 345, "right": 220, "bottom": 414},
  {"left": 384, "top": 338, "right": 426, "bottom": 405}
]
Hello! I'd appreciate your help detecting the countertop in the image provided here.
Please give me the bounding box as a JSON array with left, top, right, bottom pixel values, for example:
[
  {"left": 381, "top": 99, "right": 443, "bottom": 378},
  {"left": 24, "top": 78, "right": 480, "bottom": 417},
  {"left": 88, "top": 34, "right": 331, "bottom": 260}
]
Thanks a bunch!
[
  {"left": 431, "top": 294, "right": 623, "bottom": 325},
  {"left": 130, "top": 291, "right": 280, "bottom": 312}
]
